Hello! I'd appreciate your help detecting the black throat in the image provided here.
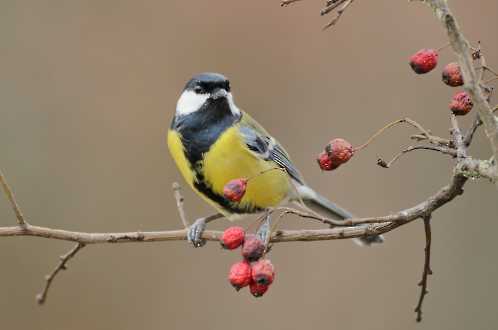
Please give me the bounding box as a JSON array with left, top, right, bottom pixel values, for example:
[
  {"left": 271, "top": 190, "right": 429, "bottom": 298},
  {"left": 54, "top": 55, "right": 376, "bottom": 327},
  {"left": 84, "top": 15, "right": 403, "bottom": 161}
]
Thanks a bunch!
[{"left": 171, "top": 97, "right": 240, "bottom": 167}]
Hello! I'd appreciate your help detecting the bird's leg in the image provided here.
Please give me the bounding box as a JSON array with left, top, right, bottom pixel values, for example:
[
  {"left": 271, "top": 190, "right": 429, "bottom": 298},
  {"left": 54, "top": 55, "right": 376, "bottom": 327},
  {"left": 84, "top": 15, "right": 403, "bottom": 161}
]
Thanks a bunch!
[
  {"left": 256, "top": 210, "right": 272, "bottom": 248},
  {"left": 187, "top": 213, "right": 224, "bottom": 247}
]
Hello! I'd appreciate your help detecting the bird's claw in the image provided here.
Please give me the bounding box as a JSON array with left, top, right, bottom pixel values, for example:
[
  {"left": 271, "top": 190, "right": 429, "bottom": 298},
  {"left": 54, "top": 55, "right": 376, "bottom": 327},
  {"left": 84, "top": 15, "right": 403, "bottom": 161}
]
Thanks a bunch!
[{"left": 187, "top": 218, "right": 207, "bottom": 248}]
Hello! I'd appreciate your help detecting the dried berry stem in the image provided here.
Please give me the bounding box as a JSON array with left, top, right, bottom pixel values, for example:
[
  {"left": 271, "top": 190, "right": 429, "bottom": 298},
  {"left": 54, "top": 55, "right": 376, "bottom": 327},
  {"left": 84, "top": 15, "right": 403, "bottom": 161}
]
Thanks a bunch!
[
  {"left": 436, "top": 42, "right": 450, "bottom": 52},
  {"left": 354, "top": 118, "right": 443, "bottom": 152}
]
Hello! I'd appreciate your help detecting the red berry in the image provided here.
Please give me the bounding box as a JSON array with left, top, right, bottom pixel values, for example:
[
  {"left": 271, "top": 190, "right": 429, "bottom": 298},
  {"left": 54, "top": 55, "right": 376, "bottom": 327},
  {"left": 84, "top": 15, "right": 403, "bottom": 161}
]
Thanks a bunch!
[
  {"left": 317, "top": 151, "right": 339, "bottom": 171},
  {"left": 409, "top": 49, "right": 439, "bottom": 74},
  {"left": 220, "top": 226, "right": 245, "bottom": 250},
  {"left": 241, "top": 234, "right": 265, "bottom": 262},
  {"left": 317, "top": 138, "right": 354, "bottom": 171},
  {"left": 223, "top": 178, "right": 248, "bottom": 202},
  {"left": 326, "top": 138, "right": 354, "bottom": 164},
  {"left": 249, "top": 281, "right": 269, "bottom": 297},
  {"left": 228, "top": 261, "right": 252, "bottom": 290},
  {"left": 442, "top": 62, "right": 464, "bottom": 87},
  {"left": 251, "top": 259, "right": 275, "bottom": 286},
  {"left": 450, "top": 91, "right": 473, "bottom": 116}
]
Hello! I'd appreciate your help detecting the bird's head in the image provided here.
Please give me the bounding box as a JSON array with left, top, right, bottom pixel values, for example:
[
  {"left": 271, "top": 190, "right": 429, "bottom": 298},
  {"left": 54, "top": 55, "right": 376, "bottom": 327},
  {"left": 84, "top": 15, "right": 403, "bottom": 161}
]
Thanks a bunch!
[{"left": 175, "top": 72, "right": 240, "bottom": 117}]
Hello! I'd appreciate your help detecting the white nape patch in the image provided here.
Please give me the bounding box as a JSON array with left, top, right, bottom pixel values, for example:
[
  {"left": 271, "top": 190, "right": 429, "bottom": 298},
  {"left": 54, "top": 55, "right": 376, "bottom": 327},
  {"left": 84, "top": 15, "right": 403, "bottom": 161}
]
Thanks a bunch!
[
  {"left": 176, "top": 90, "right": 209, "bottom": 116},
  {"left": 226, "top": 93, "right": 241, "bottom": 116}
]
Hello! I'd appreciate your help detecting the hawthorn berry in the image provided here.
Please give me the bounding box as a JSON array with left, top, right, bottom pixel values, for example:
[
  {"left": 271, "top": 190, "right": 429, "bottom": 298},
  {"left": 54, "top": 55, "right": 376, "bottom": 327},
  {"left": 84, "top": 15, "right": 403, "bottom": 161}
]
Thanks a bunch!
[
  {"left": 228, "top": 260, "right": 252, "bottom": 290},
  {"left": 220, "top": 226, "right": 245, "bottom": 250},
  {"left": 223, "top": 178, "right": 248, "bottom": 202},
  {"left": 251, "top": 259, "right": 275, "bottom": 286},
  {"left": 249, "top": 281, "right": 269, "bottom": 297},
  {"left": 317, "top": 138, "right": 354, "bottom": 171},
  {"left": 317, "top": 151, "right": 338, "bottom": 171},
  {"left": 326, "top": 138, "right": 354, "bottom": 164},
  {"left": 241, "top": 234, "right": 265, "bottom": 262},
  {"left": 409, "top": 49, "right": 439, "bottom": 74},
  {"left": 442, "top": 62, "right": 464, "bottom": 87},
  {"left": 450, "top": 91, "right": 473, "bottom": 116}
]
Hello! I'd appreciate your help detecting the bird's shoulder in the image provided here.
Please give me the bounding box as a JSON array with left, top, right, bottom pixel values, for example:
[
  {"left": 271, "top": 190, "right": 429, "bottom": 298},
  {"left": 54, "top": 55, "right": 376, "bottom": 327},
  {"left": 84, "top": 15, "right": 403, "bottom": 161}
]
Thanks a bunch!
[{"left": 237, "top": 111, "right": 304, "bottom": 184}]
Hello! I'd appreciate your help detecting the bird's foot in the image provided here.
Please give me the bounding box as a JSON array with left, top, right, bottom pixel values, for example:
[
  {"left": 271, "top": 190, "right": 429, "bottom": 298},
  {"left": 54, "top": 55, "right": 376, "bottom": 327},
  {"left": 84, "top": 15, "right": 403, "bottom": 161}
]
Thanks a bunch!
[
  {"left": 187, "top": 217, "right": 207, "bottom": 248},
  {"left": 256, "top": 212, "right": 272, "bottom": 246}
]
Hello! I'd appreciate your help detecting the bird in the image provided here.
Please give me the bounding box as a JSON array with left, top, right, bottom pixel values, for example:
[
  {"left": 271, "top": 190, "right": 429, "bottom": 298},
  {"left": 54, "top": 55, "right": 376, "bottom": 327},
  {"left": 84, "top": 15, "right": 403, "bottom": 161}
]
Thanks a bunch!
[{"left": 167, "top": 72, "right": 383, "bottom": 247}]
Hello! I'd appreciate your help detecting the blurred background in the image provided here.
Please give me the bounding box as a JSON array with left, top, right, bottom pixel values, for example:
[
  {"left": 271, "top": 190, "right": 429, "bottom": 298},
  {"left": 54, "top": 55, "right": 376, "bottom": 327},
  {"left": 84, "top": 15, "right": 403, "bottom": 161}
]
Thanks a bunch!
[{"left": 1, "top": 0, "right": 497, "bottom": 329}]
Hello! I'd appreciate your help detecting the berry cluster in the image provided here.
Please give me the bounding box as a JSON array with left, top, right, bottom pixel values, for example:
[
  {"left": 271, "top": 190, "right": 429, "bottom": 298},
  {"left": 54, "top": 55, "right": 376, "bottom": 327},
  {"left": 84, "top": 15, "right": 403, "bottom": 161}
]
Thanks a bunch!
[
  {"left": 221, "top": 227, "right": 275, "bottom": 297},
  {"left": 409, "top": 48, "right": 473, "bottom": 116}
]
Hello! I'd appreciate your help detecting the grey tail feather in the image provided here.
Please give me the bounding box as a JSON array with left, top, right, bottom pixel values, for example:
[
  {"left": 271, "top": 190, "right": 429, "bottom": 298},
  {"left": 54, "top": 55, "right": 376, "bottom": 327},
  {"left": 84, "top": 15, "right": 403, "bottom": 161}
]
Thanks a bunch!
[{"left": 296, "top": 185, "right": 384, "bottom": 246}]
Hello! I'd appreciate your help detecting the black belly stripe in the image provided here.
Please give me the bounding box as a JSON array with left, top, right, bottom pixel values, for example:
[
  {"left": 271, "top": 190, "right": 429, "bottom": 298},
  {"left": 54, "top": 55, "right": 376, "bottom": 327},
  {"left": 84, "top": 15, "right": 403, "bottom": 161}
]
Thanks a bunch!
[{"left": 193, "top": 174, "right": 263, "bottom": 214}]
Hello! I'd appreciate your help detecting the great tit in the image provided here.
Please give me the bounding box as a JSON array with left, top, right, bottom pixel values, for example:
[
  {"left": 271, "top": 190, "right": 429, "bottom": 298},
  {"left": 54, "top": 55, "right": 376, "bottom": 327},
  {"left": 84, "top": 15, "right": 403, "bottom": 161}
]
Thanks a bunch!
[{"left": 167, "top": 72, "right": 383, "bottom": 247}]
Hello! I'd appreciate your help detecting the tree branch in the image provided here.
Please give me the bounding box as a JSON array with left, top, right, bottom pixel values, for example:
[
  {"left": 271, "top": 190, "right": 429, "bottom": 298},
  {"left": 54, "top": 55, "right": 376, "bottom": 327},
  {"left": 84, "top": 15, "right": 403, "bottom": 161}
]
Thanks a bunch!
[
  {"left": 414, "top": 215, "right": 433, "bottom": 322},
  {"left": 0, "top": 169, "right": 27, "bottom": 226},
  {"left": 421, "top": 0, "right": 498, "bottom": 183},
  {"left": 376, "top": 145, "right": 456, "bottom": 169},
  {"left": 36, "top": 243, "right": 85, "bottom": 305},
  {"left": 0, "top": 173, "right": 467, "bottom": 244}
]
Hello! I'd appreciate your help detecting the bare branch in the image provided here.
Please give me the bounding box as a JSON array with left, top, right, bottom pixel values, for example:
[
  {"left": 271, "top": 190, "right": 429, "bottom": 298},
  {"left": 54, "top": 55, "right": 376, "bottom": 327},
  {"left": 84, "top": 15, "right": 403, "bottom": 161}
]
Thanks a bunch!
[
  {"left": 421, "top": 0, "right": 498, "bottom": 183},
  {"left": 36, "top": 243, "right": 85, "bottom": 305},
  {"left": 463, "top": 115, "right": 482, "bottom": 147},
  {"left": 0, "top": 173, "right": 467, "bottom": 244},
  {"left": 414, "top": 215, "right": 433, "bottom": 322},
  {"left": 173, "top": 182, "right": 189, "bottom": 229},
  {"left": 456, "top": 157, "right": 497, "bottom": 183},
  {"left": 280, "top": 0, "right": 304, "bottom": 6},
  {"left": 355, "top": 118, "right": 450, "bottom": 152},
  {"left": 450, "top": 114, "right": 467, "bottom": 159},
  {"left": 322, "top": 0, "right": 355, "bottom": 30},
  {"left": 410, "top": 134, "right": 452, "bottom": 147},
  {"left": 377, "top": 145, "right": 457, "bottom": 169},
  {"left": 0, "top": 169, "right": 27, "bottom": 226}
]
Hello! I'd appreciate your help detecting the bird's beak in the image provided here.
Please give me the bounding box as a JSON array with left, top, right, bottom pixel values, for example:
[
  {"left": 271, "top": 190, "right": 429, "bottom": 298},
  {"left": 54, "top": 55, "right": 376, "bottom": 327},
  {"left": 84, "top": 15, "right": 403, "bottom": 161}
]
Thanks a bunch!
[{"left": 210, "top": 88, "right": 228, "bottom": 100}]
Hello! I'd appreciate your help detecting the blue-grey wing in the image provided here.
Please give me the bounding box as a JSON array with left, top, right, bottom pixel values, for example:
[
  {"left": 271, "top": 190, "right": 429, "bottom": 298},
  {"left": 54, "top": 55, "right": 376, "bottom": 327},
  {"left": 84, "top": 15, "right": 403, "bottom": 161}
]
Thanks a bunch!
[{"left": 239, "top": 121, "right": 304, "bottom": 185}]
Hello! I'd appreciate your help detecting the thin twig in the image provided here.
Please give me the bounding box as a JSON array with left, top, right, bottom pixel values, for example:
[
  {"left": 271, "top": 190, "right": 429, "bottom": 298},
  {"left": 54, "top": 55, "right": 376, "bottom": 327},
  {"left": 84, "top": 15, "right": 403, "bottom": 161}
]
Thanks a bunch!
[
  {"left": 280, "top": 0, "right": 304, "bottom": 6},
  {"left": 483, "top": 76, "right": 498, "bottom": 84},
  {"left": 173, "top": 182, "right": 189, "bottom": 229},
  {"left": 36, "top": 243, "right": 85, "bottom": 305},
  {"left": 450, "top": 114, "right": 467, "bottom": 159},
  {"left": 463, "top": 114, "right": 482, "bottom": 147},
  {"left": 0, "top": 169, "right": 27, "bottom": 226},
  {"left": 377, "top": 145, "right": 457, "bottom": 169},
  {"left": 277, "top": 206, "right": 347, "bottom": 227},
  {"left": 322, "top": 0, "right": 354, "bottom": 30},
  {"left": 321, "top": 0, "right": 347, "bottom": 16},
  {"left": 414, "top": 215, "right": 433, "bottom": 322},
  {"left": 354, "top": 118, "right": 446, "bottom": 152},
  {"left": 410, "top": 134, "right": 452, "bottom": 147}
]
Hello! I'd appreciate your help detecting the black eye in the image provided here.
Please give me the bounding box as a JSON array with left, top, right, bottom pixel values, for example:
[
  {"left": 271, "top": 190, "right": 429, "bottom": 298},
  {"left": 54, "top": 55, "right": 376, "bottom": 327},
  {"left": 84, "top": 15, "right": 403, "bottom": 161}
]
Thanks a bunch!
[
  {"left": 194, "top": 85, "right": 204, "bottom": 93},
  {"left": 225, "top": 81, "right": 230, "bottom": 92}
]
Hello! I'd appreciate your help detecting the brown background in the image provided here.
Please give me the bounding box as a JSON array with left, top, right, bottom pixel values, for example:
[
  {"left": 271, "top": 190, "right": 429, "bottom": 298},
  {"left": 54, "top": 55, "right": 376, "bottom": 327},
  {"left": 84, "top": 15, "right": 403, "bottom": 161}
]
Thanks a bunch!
[{"left": 1, "top": 1, "right": 497, "bottom": 329}]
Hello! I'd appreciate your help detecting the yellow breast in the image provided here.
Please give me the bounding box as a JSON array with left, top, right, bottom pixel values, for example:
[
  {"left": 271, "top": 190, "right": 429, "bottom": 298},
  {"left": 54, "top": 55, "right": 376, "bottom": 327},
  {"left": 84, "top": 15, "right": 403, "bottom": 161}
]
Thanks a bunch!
[{"left": 167, "top": 126, "right": 292, "bottom": 216}]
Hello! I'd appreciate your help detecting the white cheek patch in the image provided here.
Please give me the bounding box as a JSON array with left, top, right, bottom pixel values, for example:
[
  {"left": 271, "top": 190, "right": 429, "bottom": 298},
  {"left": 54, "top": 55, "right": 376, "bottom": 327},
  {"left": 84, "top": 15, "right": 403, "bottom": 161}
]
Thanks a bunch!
[
  {"left": 176, "top": 90, "right": 209, "bottom": 116},
  {"left": 226, "top": 93, "right": 241, "bottom": 116}
]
